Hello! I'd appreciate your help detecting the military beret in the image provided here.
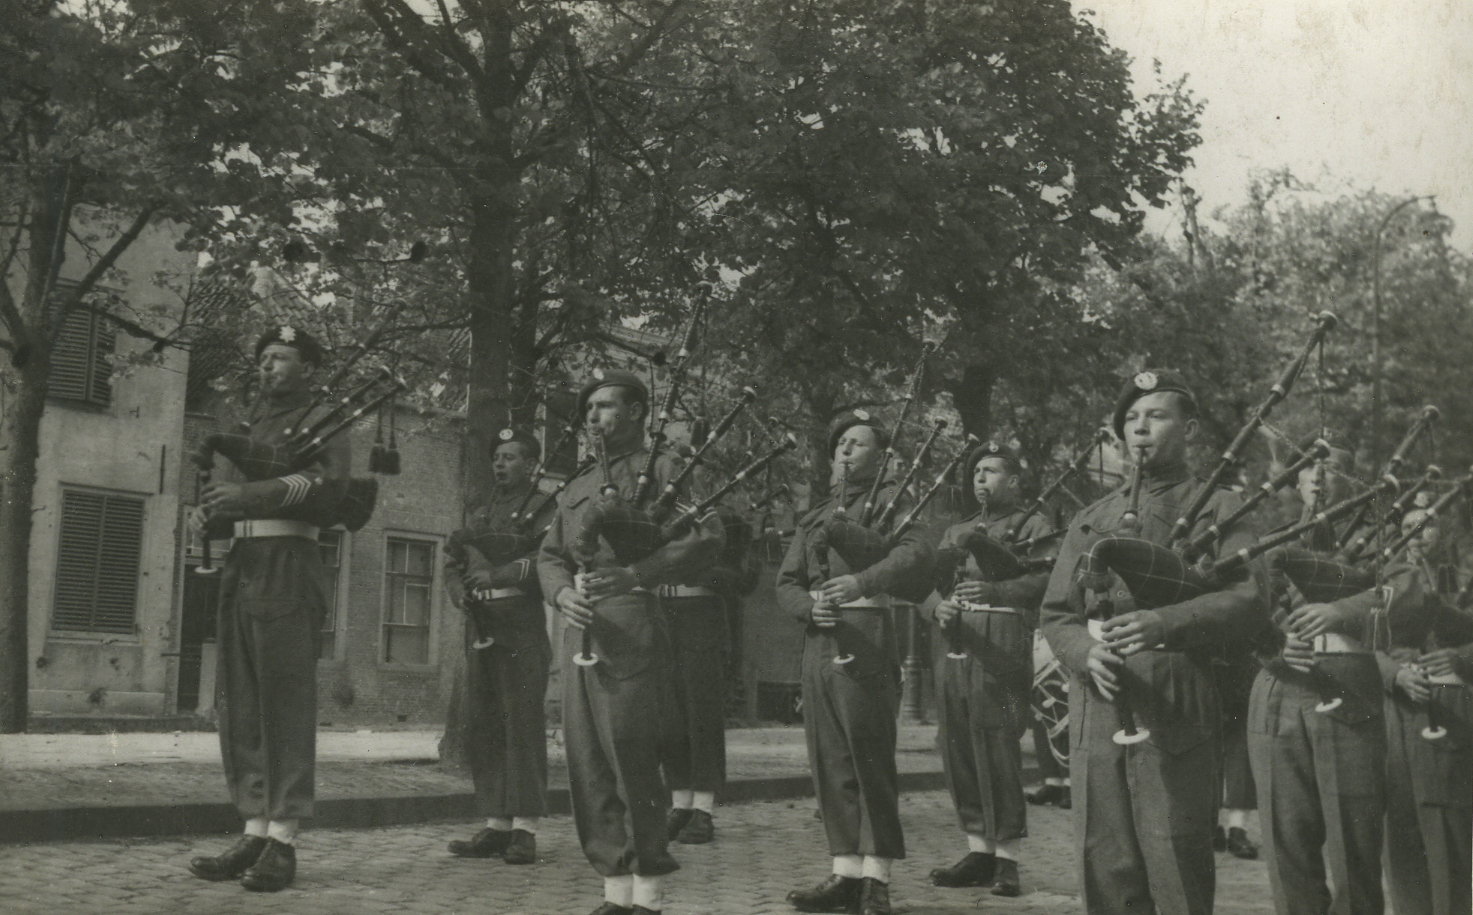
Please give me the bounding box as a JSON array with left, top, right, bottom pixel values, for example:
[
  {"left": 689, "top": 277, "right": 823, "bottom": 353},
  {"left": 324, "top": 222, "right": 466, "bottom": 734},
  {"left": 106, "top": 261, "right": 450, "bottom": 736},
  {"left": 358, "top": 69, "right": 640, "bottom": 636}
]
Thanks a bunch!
[
  {"left": 1111, "top": 368, "right": 1197, "bottom": 440},
  {"left": 576, "top": 367, "right": 649, "bottom": 417},
  {"left": 493, "top": 427, "right": 542, "bottom": 461},
  {"left": 963, "top": 441, "right": 1022, "bottom": 484},
  {"left": 254, "top": 324, "right": 326, "bottom": 367},
  {"left": 827, "top": 408, "right": 890, "bottom": 455}
]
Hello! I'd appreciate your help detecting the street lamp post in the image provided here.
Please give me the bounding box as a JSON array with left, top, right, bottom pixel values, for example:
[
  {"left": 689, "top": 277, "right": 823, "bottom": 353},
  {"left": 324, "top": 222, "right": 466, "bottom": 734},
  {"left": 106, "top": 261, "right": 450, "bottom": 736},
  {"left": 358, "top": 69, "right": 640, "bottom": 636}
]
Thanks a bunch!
[{"left": 1370, "top": 196, "right": 1432, "bottom": 470}]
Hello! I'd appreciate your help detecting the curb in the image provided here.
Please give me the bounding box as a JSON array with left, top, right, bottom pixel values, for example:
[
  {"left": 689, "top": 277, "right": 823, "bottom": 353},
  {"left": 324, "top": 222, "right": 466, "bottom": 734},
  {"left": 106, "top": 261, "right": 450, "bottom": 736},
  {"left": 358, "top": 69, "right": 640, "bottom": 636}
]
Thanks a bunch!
[{"left": 0, "top": 770, "right": 969, "bottom": 845}]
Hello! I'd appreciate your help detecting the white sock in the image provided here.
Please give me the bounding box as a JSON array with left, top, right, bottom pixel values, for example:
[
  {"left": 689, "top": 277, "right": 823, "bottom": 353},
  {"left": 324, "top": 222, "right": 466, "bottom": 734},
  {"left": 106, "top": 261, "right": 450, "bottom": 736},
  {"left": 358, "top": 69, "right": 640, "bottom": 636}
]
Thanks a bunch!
[
  {"left": 996, "top": 839, "right": 1020, "bottom": 862},
  {"left": 511, "top": 817, "right": 538, "bottom": 834},
  {"left": 604, "top": 875, "right": 634, "bottom": 907},
  {"left": 244, "top": 817, "right": 269, "bottom": 838},
  {"left": 1225, "top": 809, "right": 1249, "bottom": 830},
  {"left": 861, "top": 856, "right": 892, "bottom": 883},
  {"left": 671, "top": 789, "right": 694, "bottom": 810},
  {"left": 692, "top": 791, "right": 715, "bottom": 814},
  {"left": 488, "top": 816, "right": 513, "bottom": 831},
  {"left": 266, "top": 819, "right": 297, "bottom": 845},
  {"left": 632, "top": 874, "right": 663, "bottom": 911},
  {"left": 967, "top": 833, "right": 996, "bottom": 854},
  {"left": 1062, "top": 778, "right": 1071, "bottom": 786},
  {"left": 1045, "top": 777, "right": 1065, "bottom": 787},
  {"left": 832, "top": 854, "right": 863, "bottom": 879}
]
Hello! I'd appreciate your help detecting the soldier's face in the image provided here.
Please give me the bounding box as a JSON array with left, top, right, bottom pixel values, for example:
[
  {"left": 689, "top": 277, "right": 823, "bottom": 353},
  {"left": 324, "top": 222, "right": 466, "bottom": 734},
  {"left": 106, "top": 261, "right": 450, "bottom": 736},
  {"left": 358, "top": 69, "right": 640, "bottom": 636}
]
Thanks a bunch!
[
  {"left": 1123, "top": 392, "right": 1196, "bottom": 470},
  {"left": 832, "top": 426, "right": 881, "bottom": 483},
  {"left": 257, "top": 344, "right": 314, "bottom": 398},
  {"left": 973, "top": 457, "right": 1019, "bottom": 509},
  {"left": 493, "top": 442, "right": 535, "bottom": 487},
  {"left": 585, "top": 386, "right": 645, "bottom": 448},
  {"left": 1297, "top": 460, "right": 1348, "bottom": 508}
]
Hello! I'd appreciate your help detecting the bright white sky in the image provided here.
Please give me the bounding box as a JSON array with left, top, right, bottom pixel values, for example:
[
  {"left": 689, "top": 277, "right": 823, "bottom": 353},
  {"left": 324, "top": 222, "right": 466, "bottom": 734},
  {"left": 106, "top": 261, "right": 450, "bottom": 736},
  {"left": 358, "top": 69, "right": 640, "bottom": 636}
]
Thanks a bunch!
[{"left": 1081, "top": 0, "right": 1473, "bottom": 248}]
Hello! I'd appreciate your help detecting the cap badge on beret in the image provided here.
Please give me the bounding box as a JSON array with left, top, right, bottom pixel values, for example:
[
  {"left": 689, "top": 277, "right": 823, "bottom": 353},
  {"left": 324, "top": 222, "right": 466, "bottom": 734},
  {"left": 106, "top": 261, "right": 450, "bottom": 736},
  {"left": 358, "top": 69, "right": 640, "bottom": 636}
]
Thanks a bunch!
[
  {"left": 498, "top": 428, "right": 514, "bottom": 442},
  {"left": 985, "top": 442, "right": 1001, "bottom": 453},
  {"left": 593, "top": 368, "right": 606, "bottom": 381},
  {"left": 279, "top": 325, "right": 297, "bottom": 344},
  {"left": 1134, "top": 371, "right": 1158, "bottom": 391},
  {"left": 852, "top": 408, "right": 871, "bottom": 422}
]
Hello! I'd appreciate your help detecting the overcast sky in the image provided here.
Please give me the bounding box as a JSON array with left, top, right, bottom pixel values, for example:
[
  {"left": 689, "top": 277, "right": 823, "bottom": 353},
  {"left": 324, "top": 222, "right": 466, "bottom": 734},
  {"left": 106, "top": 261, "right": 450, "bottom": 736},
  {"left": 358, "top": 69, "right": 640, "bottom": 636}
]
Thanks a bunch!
[{"left": 1081, "top": 0, "right": 1472, "bottom": 247}]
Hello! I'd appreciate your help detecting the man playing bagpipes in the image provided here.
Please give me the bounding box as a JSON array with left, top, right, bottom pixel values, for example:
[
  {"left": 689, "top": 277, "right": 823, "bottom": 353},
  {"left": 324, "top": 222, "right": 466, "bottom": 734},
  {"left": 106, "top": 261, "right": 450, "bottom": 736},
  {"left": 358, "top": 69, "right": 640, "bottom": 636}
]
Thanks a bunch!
[
  {"left": 1375, "top": 506, "right": 1473, "bottom": 915},
  {"left": 442, "top": 427, "right": 557, "bottom": 866},
  {"left": 538, "top": 368, "right": 724, "bottom": 915},
  {"left": 186, "top": 326, "right": 350, "bottom": 893},
  {"left": 1247, "top": 440, "right": 1394, "bottom": 915},
  {"left": 659, "top": 487, "right": 754, "bottom": 847},
  {"left": 776, "top": 409, "right": 936, "bottom": 915},
  {"left": 1039, "top": 369, "right": 1270, "bottom": 915},
  {"left": 923, "top": 442, "right": 1054, "bottom": 897}
]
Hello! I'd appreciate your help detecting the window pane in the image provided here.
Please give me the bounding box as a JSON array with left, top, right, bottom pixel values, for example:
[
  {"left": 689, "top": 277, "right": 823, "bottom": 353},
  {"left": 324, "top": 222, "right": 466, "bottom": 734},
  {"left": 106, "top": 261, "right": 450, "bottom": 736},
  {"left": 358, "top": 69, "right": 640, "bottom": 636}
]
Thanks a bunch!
[
  {"left": 406, "top": 541, "right": 433, "bottom": 577},
  {"left": 383, "top": 536, "right": 435, "bottom": 663}
]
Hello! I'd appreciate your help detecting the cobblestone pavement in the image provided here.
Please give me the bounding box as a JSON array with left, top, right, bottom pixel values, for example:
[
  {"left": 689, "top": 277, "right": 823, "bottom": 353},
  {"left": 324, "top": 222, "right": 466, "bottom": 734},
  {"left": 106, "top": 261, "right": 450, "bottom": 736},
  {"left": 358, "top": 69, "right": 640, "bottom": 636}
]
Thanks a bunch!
[{"left": 0, "top": 790, "right": 1275, "bottom": 915}]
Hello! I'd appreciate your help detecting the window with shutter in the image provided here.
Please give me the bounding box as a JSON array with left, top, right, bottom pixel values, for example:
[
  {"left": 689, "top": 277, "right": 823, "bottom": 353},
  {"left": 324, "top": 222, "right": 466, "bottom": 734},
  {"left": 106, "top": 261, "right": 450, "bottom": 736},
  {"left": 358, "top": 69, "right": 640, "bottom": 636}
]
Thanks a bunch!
[
  {"left": 52, "top": 488, "right": 145, "bottom": 635},
  {"left": 318, "top": 529, "right": 344, "bottom": 660},
  {"left": 47, "top": 309, "right": 114, "bottom": 408}
]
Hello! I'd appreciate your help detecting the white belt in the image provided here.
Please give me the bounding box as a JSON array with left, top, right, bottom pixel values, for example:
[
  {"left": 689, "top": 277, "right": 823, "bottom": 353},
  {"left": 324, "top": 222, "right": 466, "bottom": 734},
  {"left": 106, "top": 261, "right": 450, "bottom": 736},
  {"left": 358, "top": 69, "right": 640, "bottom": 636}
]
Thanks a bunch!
[
  {"left": 663, "top": 585, "right": 719, "bottom": 598},
  {"left": 808, "top": 591, "right": 890, "bottom": 609},
  {"left": 1315, "top": 633, "right": 1366, "bottom": 654},
  {"left": 959, "top": 601, "right": 1018, "bottom": 615},
  {"left": 1428, "top": 671, "right": 1466, "bottom": 686},
  {"left": 234, "top": 520, "right": 319, "bottom": 540},
  {"left": 474, "top": 587, "right": 526, "bottom": 601}
]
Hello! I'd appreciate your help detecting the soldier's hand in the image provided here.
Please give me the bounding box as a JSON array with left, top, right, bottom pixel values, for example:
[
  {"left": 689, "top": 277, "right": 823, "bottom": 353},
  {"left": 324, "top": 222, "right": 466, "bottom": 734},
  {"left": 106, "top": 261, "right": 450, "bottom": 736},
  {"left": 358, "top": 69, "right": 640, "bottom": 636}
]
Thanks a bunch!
[
  {"left": 809, "top": 593, "right": 841, "bottom": 629},
  {"left": 1086, "top": 642, "right": 1124, "bottom": 699},
  {"left": 1396, "top": 664, "right": 1432, "bottom": 703},
  {"left": 557, "top": 585, "right": 595, "bottom": 629},
  {"left": 580, "top": 566, "right": 637, "bottom": 601},
  {"left": 819, "top": 575, "right": 863, "bottom": 606},
  {"left": 1418, "top": 648, "right": 1461, "bottom": 679},
  {"left": 952, "top": 580, "right": 992, "bottom": 604},
  {"left": 934, "top": 599, "right": 962, "bottom": 628},
  {"left": 1286, "top": 602, "right": 1338, "bottom": 640},
  {"left": 1282, "top": 634, "right": 1314, "bottom": 673},
  {"left": 187, "top": 506, "right": 209, "bottom": 537},
  {"left": 201, "top": 481, "right": 247, "bottom": 515},
  {"left": 462, "top": 569, "right": 494, "bottom": 596},
  {"left": 1100, "top": 610, "right": 1165, "bottom": 656}
]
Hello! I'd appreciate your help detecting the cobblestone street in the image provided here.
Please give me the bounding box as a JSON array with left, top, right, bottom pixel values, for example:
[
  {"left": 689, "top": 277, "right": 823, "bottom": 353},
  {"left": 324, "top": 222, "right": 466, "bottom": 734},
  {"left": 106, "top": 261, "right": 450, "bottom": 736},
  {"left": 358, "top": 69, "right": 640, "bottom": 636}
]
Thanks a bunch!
[{"left": 0, "top": 790, "right": 1274, "bottom": 915}]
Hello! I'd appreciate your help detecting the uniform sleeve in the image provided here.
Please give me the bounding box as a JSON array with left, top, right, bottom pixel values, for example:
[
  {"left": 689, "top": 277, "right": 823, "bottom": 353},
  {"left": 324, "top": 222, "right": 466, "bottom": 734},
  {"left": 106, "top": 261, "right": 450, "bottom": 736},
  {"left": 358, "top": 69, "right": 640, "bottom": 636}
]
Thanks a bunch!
[
  {"left": 1158, "top": 491, "right": 1270, "bottom": 652},
  {"left": 538, "top": 505, "right": 577, "bottom": 603},
  {"left": 1328, "top": 564, "right": 1422, "bottom": 634},
  {"left": 235, "top": 409, "right": 351, "bottom": 521},
  {"left": 776, "top": 525, "right": 815, "bottom": 622}
]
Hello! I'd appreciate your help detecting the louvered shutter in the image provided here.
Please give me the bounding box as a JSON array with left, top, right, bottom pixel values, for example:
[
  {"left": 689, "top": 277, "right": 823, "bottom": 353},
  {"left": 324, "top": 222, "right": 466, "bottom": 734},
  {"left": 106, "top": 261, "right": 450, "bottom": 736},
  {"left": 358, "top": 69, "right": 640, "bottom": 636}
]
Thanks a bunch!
[
  {"left": 52, "top": 489, "right": 144, "bottom": 634},
  {"left": 47, "top": 311, "right": 114, "bottom": 408}
]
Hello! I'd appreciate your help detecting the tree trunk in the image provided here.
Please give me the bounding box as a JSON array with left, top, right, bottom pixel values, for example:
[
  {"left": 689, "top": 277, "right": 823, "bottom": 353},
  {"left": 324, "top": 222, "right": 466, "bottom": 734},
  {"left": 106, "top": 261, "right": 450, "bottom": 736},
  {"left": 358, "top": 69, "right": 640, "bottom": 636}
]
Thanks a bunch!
[
  {"left": 949, "top": 363, "right": 995, "bottom": 443},
  {"left": 807, "top": 390, "right": 836, "bottom": 498},
  {"left": 0, "top": 351, "right": 50, "bottom": 732}
]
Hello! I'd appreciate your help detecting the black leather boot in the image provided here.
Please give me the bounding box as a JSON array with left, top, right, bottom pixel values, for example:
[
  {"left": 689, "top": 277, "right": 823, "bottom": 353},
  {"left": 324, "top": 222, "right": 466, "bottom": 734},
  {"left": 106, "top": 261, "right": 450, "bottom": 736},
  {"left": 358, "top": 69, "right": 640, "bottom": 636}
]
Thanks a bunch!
[
  {"left": 448, "top": 827, "right": 513, "bottom": 858},
  {"left": 859, "top": 878, "right": 891, "bottom": 915},
  {"left": 503, "top": 829, "right": 537, "bottom": 865},
  {"left": 188, "top": 835, "right": 267, "bottom": 881},
  {"left": 240, "top": 838, "right": 296, "bottom": 892},
  {"left": 666, "top": 808, "right": 693, "bottom": 840},
  {"left": 676, "top": 810, "right": 714, "bottom": 844},
  {"left": 991, "top": 858, "right": 1021, "bottom": 897},
  {"left": 786, "top": 874, "right": 862, "bottom": 913},
  {"left": 929, "top": 851, "right": 996, "bottom": 887},
  {"left": 1226, "top": 827, "right": 1259, "bottom": 860}
]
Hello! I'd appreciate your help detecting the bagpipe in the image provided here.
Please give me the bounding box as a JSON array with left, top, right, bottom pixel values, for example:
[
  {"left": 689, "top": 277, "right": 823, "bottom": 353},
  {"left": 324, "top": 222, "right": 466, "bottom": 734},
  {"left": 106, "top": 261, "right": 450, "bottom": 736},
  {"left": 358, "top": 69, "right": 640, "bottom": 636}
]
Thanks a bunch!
[
  {"left": 935, "top": 429, "right": 1111, "bottom": 660},
  {"left": 193, "top": 303, "right": 410, "bottom": 575},
  {"left": 568, "top": 295, "right": 797, "bottom": 665},
  {"left": 1070, "top": 311, "right": 1341, "bottom": 743},
  {"left": 452, "top": 421, "right": 589, "bottom": 650}
]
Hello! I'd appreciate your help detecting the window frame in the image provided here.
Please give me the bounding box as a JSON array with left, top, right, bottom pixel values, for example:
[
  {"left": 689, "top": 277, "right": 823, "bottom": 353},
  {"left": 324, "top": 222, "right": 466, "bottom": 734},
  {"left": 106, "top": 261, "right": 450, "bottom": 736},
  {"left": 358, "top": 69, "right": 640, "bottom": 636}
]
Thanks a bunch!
[
  {"left": 379, "top": 532, "right": 441, "bottom": 669},
  {"left": 46, "top": 295, "right": 117, "bottom": 410},
  {"left": 316, "top": 529, "right": 350, "bottom": 663}
]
